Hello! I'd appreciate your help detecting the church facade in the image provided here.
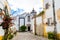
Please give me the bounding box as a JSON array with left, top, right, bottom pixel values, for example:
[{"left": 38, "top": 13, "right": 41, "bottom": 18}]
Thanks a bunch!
[{"left": 18, "top": 8, "right": 37, "bottom": 31}]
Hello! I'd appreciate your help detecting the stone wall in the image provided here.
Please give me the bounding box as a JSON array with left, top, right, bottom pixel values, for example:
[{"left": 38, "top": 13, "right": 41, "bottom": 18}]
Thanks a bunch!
[{"left": 36, "top": 23, "right": 44, "bottom": 36}]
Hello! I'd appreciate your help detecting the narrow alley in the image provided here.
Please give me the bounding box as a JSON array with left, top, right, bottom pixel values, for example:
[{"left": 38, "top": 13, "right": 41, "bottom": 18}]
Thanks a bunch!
[{"left": 12, "top": 32, "right": 49, "bottom": 40}]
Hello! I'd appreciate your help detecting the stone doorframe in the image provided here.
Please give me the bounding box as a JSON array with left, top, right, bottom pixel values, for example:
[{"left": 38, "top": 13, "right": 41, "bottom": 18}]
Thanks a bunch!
[{"left": 18, "top": 17, "right": 25, "bottom": 27}]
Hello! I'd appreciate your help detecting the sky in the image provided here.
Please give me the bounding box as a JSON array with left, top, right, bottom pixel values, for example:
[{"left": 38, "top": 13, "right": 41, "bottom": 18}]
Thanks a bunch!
[{"left": 7, "top": 0, "right": 43, "bottom": 16}]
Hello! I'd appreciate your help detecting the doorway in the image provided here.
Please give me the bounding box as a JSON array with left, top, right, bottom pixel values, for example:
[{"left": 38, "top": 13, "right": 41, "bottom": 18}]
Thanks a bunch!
[{"left": 28, "top": 26, "right": 30, "bottom": 31}]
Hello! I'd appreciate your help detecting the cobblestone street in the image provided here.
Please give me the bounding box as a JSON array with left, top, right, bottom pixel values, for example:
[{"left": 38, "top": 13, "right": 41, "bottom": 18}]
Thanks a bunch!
[{"left": 12, "top": 32, "right": 49, "bottom": 40}]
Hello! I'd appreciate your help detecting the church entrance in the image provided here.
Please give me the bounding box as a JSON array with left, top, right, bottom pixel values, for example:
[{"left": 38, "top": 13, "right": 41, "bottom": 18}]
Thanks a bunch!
[{"left": 28, "top": 26, "right": 30, "bottom": 31}]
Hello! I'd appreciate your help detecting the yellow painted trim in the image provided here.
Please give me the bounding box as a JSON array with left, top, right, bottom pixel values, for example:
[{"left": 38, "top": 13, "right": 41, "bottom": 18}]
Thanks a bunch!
[
  {"left": 56, "top": 34, "right": 60, "bottom": 39},
  {"left": 43, "top": 24, "right": 48, "bottom": 37},
  {"left": 0, "top": 36, "right": 3, "bottom": 40}
]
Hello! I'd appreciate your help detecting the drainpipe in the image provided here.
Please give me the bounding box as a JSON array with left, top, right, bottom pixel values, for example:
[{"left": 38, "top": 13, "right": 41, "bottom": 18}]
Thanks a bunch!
[{"left": 52, "top": 0, "right": 57, "bottom": 40}]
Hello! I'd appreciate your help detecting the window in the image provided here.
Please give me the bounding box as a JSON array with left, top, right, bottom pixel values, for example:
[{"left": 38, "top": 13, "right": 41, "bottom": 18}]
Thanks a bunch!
[
  {"left": 48, "top": 18, "right": 52, "bottom": 26},
  {"left": 28, "top": 16, "right": 30, "bottom": 22},
  {"left": 45, "top": 3, "right": 50, "bottom": 9}
]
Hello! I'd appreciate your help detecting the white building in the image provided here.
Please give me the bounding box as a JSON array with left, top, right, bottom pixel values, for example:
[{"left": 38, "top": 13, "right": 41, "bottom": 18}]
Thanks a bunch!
[
  {"left": 43, "top": 0, "right": 60, "bottom": 37},
  {"left": 30, "top": 0, "right": 60, "bottom": 37},
  {"left": 16, "top": 8, "right": 37, "bottom": 31}
]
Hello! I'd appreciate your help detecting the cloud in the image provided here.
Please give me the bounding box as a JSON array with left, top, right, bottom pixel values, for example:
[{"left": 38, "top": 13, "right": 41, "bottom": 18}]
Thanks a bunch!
[
  {"left": 11, "top": 8, "right": 24, "bottom": 15},
  {"left": 8, "top": 0, "right": 43, "bottom": 15}
]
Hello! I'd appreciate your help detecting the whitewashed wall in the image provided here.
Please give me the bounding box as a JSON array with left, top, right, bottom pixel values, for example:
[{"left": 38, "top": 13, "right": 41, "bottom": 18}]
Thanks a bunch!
[
  {"left": 56, "top": 22, "right": 60, "bottom": 33},
  {"left": 44, "top": 0, "right": 60, "bottom": 33},
  {"left": 0, "top": 27, "right": 4, "bottom": 36},
  {"left": 44, "top": 0, "right": 54, "bottom": 32},
  {"left": 31, "top": 16, "right": 42, "bottom": 34},
  {"left": 31, "top": 18, "right": 34, "bottom": 33},
  {"left": 25, "top": 15, "right": 31, "bottom": 26},
  {"left": 36, "top": 17, "right": 42, "bottom": 25},
  {"left": 55, "top": 0, "right": 60, "bottom": 33},
  {"left": 55, "top": 0, "right": 60, "bottom": 11},
  {"left": 14, "top": 16, "right": 19, "bottom": 30},
  {"left": 25, "top": 14, "right": 33, "bottom": 31},
  {"left": 30, "top": 14, "right": 34, "bottom": 31}
]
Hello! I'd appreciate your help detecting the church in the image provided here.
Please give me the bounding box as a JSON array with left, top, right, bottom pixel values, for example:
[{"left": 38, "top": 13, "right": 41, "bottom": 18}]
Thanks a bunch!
[{"left": 18, "top": 8, "right": 37, "bottom": 31}]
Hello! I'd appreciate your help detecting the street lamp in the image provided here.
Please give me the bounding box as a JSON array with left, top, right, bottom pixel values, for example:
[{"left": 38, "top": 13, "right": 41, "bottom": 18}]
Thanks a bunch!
[{"left": 52, "top": 0, "right": 57, "bottom": 40}]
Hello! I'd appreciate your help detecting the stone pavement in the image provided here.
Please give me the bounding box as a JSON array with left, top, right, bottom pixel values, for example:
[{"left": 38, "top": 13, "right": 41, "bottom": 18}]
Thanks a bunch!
[{"left": 12, "top": 32, "right": 49, "bottom": 40}]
